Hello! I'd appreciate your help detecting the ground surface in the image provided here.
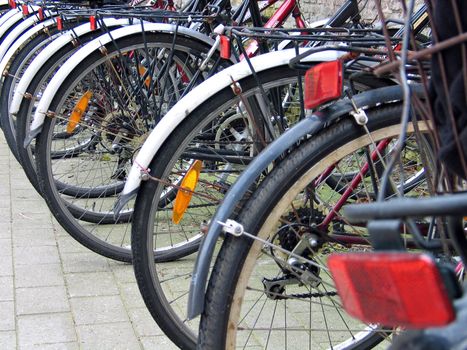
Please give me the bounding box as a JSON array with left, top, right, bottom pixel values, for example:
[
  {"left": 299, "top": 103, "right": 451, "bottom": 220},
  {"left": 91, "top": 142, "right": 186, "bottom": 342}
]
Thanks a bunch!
[{"left": 0, "top": 133, "right": 180, "bottom": 349}]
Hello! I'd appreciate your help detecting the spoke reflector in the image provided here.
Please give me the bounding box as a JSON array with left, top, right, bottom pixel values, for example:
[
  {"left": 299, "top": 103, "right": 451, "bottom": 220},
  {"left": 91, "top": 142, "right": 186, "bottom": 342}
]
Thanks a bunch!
[
  {"left": 138, "top": 65, "right": 152, "bottom": 89},
  {"left": 66, "top": 91, "right": 92, "bottom": 134},
  {"left": 304, "top": 60, "right": 343, "bottom": 109},
  {"left": 172, "top": 160, "right": 203, "bottom": 224},
  {"left": 328, "top": 252, "right": 455, "bottom": 328}
]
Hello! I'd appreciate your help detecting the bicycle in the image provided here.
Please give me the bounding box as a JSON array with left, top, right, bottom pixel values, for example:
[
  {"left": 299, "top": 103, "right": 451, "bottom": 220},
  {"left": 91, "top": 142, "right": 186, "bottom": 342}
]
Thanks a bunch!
[
  {"left": 116, "top": 6, "right": 432, "bottom": 349},
  {"left": 192, "top": 0, "right": 466, "bottom": 348},
  {"left": 14, "top": 0, "right": 361, "bottom": 265}
]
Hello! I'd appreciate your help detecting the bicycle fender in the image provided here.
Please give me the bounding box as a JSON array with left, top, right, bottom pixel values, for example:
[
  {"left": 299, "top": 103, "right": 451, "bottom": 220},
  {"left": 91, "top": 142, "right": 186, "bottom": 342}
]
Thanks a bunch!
[
  {"left": 27, "top": 23, "right": 221, "bottom": 142},
  {"left": 0, "top": 17, "right": 57, "bottom": 82},
  {"left": 0, "top": 6, "right": 44, "bottom": 58},
  {"left": 10, "top": 18, "right": 131, "bottom": 120},
  {"left": 187, "top": 84, "right": 414, "bottom": 319},
  {"left": 0, "top": 9, "right": 26, "bottom": 40},
  {"left": 114, "top": 48, "right": 346, "bottom": 212},
  {"left": 0, "top": 8, "right": 20, "bottom": 28}
]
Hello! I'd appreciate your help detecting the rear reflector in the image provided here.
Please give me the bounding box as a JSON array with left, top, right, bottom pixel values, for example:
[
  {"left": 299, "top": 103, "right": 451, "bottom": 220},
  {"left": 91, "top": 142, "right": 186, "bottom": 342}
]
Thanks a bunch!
[
  {"left": 304, "top": 60, "right": 343, "bottom": 109},
  {"left": 220, "top": 35, "right": 231, "bottom": 60},
  {"left": 57, "top": 17, "right": 63, "bottom": 31},
  {"left": 38, "top": 7, "right": 44, "bottom": 21},
  {"left": 9, "top": 0, "right": 16, "bottom": 9},
  {"left": 90, "top": 15, "right": 97, "bottom": 31},
  {"left": 328, "top": 252, "right": 455, "bottom": 328}
]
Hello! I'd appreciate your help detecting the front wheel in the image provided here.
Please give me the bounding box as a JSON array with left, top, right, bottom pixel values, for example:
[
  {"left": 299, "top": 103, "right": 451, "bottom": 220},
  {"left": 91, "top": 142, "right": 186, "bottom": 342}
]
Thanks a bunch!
[{"left": 199, "top": 103, "right": 432, "bottom": 349}]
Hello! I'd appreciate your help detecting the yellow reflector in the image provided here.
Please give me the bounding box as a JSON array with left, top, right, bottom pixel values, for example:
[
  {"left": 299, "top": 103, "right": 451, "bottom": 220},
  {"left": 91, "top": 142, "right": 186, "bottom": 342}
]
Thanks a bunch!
[
  {"left": 66, "top": 90, "right": 93, "bottom": 134},
  {"left": 172, "top": 160, "right": 203, "bottom": 224},
  {"left": 138, "top": 65, "right": 152, "bottom": 88}
]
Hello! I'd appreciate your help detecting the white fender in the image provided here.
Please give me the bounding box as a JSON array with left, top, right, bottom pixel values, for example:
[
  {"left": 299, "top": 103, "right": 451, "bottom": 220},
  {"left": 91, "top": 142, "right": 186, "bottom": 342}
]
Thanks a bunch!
[
  {"left": 10, "top": 18, "right": 132, "bottom": 116},
  {"left": 0, "top": 6, "right": 40, "bottom": 40},
  {"left": 0, "top": 17, "right": 56, "bottom": 82},
  {"left": 0, "top": 8, "right": 20, "bottom": 28},
  {"left": 118, "top": 48, "right": 345, "bottom": 202},
  {"left": 28, "top": 23, "right": 219, "bottom": 136},
  {"left": 0, "top": 9, "right": 53, "bottom": 61}
]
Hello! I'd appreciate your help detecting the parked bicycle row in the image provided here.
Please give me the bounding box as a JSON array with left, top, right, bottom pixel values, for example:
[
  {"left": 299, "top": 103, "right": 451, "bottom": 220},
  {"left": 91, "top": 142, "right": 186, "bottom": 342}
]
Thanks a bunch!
[{"left": 0, "top": 0, "right": 465, "bottom": 349}]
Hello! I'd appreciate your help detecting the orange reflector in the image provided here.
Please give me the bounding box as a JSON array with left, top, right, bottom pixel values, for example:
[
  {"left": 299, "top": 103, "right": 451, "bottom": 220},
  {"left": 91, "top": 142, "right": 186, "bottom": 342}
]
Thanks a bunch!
[
  {"left": 220, "top": 35, "right": 231, "bottom": 60},
  {"left": 66, "top": 91, "right": 92, "bottom": 134},
  {"left": 21, "top": 4, "right": 28, "bottom": 15},
  {"left": 328, "top": 253, "right": 455, "bottom": 328},
  {"left": 172, "top": 160, "right": 203, "bottom": 224},
  {"left": 304, "top": 60, "right": 343, "bottom": 109},
  {"left": 138, "top": 65, "right": 152, "bottom": 89},
  {"left": 9, "top": 0, "right": 16, "bottom": 9}
]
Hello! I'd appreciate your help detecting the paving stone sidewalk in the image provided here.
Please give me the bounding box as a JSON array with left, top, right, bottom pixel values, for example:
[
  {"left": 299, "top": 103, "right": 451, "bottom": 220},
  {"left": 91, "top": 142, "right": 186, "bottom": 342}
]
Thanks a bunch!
[{"left": 0, "top": 133, "right": 180, "bottom": 349}]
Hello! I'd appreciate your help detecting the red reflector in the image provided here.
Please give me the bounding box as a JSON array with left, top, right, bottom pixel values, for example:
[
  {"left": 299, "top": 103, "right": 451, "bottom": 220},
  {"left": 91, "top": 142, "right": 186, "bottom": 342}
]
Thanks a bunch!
[
  {"left": 328, "top": 253, "right": 455, "bottom": 328},
  {"left": 304, "top": 60, "right": 343, "bottom": 109},
  {"left": 9, "top": 0, "right": 16, "bottom": 9},
  {"left": 57, "top": 17, "right": 63, "bottom": 31},
  {"left": 38, "top": 8, "right": 44, "bottom": 21},
  {"left": 21, "top": 4, "right": 28, "bottom": 15},
  {"left": 220, "top": 35, "right": 231, "bottom": 60},
  {"left": 90, "top": 16, "right": 97, "bottom": 31}
]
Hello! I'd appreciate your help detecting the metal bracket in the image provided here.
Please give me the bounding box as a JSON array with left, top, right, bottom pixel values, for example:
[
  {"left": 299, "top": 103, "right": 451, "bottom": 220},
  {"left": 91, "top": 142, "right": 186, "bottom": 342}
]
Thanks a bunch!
[
  {"left": 140, "top": 171, "right": 150, "bottom": 181},
  {"left": 367, "top": 219, "right": 406, "bottom": 251},
  {"left": 350, "top": 108, "right": 368, "bottom": 125},
  {"left": 218, "top": 219, "right": 244, "bottom": 237},
  {"left": 230, "top": 79, "right": 242, "bottom": 95}
]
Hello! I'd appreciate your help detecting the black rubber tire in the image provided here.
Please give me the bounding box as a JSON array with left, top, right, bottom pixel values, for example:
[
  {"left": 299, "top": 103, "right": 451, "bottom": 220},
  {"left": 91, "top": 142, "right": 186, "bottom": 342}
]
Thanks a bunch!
[
  {"left": 199, "top": 103, "right": 423, "bottom": 349},
  {"left": 0, "top": 30, "right": 57, "bottom": 162},
  {"left": 15, "top": 26, "right": 121, "bottom": 197},
  {"left": 34, "top": 32, "right": 224, "bottom": 262},
  {"left": 131, "top": 66, "right": 308, "bottom": 350}
]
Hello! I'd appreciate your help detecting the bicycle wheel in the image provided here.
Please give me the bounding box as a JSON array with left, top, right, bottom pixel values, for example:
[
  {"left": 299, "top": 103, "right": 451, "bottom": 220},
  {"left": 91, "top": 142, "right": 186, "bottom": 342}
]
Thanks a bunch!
[
  {"left": 15, "top": 24, "right": 124, "bottom": 194},
  {"left": 34, "top": 31, "right": 226, "bottom": 262},
  {"left": 131, "top": 65, "right": 309, "bottom": 349},
  {"left": 0, "top": 29, "right": 58, "bottom": 162},
  {"left": 199, "top": 103, "right": 432, "bottom": 349}
]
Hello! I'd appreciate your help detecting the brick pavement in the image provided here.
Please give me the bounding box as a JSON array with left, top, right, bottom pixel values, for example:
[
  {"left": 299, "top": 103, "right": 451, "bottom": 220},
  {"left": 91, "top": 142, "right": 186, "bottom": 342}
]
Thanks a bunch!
[{"left": 0, "top": 133, "right": 179, "bottom": 349}]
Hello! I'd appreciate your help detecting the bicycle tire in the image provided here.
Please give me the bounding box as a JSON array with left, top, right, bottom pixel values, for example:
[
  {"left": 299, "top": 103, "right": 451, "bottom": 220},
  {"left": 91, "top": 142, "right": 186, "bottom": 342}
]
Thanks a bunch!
[
  {"left": 199, "top": 103, "right": 431, "bottom": 349},
  {"left": 0, "top": 29, "right": 58, "bottom": 162},
  {"left": 35, "top": 31, "right": 225, "bottom": 262},
  {"left": 131, "top": 66, "right": 312, "bottom": 349},
  {"left": 15, "top": 25, "right": 123, "bottom": 195}
]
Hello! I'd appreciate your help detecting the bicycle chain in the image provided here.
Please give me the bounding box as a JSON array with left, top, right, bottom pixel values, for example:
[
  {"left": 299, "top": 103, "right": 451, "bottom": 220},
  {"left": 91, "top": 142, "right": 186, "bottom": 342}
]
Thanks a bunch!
[{"left": 290, "top": 291, "right": 338, "bottom": 299}]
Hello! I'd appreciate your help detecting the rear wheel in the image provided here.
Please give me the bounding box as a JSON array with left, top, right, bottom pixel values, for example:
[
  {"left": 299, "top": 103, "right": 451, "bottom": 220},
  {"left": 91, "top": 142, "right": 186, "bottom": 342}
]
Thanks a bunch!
[
  {"left": 35, "top": 32, "right": 224, "bottom": 262},
  {"left": 131, "top": 66, "right": 310, "bottom": 349},
  {"left": 199, "top": 103, "right": 432, "bottom": 349}
]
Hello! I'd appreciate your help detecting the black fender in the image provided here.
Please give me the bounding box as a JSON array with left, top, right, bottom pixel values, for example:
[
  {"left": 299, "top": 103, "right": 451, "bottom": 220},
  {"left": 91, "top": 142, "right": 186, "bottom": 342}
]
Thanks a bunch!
[{"left": 187, "top": 84, "right": 421, "bottom": 319}]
